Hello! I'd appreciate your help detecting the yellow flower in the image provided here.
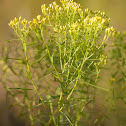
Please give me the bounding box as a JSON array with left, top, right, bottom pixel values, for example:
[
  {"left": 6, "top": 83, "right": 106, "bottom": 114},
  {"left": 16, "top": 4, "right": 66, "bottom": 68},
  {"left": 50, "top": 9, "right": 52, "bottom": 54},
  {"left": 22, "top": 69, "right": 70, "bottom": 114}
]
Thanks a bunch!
[
  {"left": 83, "top": 17, "right": 89, "bottom": 24},
  {"left": 69, "top": 29, "right": 72, "bottom": 34},
  {"left": 37, "top": 15, "right": 41, "bottom": 21},
  {"left": 69, "top": 0, "right": 73, "bottom": 2},
  {"left": 32, "top": 19, "right": 38, "bottom": 26},
  {"left": 41, "top": 4, "right": 46, "bottom": 14},
  {"left": 101, "top": 19, "right": 106, "bottom": 24},
  {"left": 55, "top": 5, "right": 59, "bottom": 11},
  {"left": 14, "top": 17, "right": 18, "bottom": 23},
  {"left": 53, "top": 27, "right": 58, "bottom": 32},
  {"left": 52, "top": 1, "right": 57, "bottom": 6},
  {"left": 59, "top": 7, "right": 62, "bottom": 11},
  {"left": 19, "top": 16, "right": 22, "bottom": 21},
  {"left": 85, "top": 8, "right": 89, "bottom": 13},
  {"left": 41, "top": 17, "right": 46, "bottom": 24},
  {"left": 71, "top": 23, "right": 77, "bottom": 29},
  {"left": 63, "top": 25, "right": 66, "bottom": 30},
  {"left": 105, "top": 26, "right": 114, "bottom": 33},
  {"left": 60, "top": 0, "right": 64, "bottom": 4},
  {"left": 49, "top": 4, "right": 53, "bottom": 9},
  {"left": 8, "top": 20, "right": 14, "bottom": 27},
  {"left": 28, "top": 21, "right": 32, "bottom": 25},
  {"left": 21, "top": 19, "right": 28, "bottom": 25}
]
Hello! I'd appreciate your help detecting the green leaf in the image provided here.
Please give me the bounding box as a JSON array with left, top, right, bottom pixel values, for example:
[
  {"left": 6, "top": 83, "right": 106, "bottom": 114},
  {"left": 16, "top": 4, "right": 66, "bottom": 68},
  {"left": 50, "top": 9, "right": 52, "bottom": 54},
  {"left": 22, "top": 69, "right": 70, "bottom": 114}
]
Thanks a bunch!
[
  {"left": 60, "top": 111, "right": 73, "bottom": 126},
  {"left": 8, "top": 88, "right": 33, "bottom": 90},
  {"left": 7, "top": 57, "right": 24, "bottom": 61},
  {"left": 30, "top": 52, "right": 47, "bottom": 66},
  {"left": 26, "top": 42, "right": 37, "bottom": 46}
]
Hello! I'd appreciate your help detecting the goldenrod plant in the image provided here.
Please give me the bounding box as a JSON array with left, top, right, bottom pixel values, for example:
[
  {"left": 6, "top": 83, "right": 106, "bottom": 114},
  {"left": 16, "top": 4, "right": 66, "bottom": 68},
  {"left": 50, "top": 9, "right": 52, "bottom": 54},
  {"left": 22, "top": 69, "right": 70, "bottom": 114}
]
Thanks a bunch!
[{"left": 1, "top": 0, "right": 125, "bottom": 125}]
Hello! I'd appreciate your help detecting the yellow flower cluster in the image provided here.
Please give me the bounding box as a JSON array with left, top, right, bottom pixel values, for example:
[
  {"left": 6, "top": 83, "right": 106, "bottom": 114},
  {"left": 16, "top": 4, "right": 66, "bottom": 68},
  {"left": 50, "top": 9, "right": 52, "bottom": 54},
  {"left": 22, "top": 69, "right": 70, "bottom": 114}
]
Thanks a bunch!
[
  {"left": 41, "top": 0, "right": 83, "bottom": 17},
  {"left": 8, "top": 17, "right": 28, "bottom": 29},
  {"left": 40, "top": 0, "right": 84, "bottom": 35},
  {"left": 60, "top": 0, "right": 83, "bottom": 16},
  {"left": 68, "top": 22, "right": 81, "bottom": 35},
  {"left": 8, "top": 17, "right": 19, "bottom": 27},
  {"left": 41, "top": 1, "right": 62, "bottom": 15},
  {"left": 8, "top": 0, "right": 116, "bottom": 47},
  {"left": 94, "top": 54, "right": 107, "bottom": 67},
  {"left": 21, "top": 19, "right": 28, "bottom": 25},
  {"left": 8, "top": 14, "right": 46, "bottom": 33},
  {"left": 103, "top": 26, "right": 115, "bottom": 41},
  {"left": 84, "top": 14, "right": 108, "bottom": 26},
  {"left": 105, "top": 26, "right": 115, "bottom": 33},
  {"left": 41, "top": 4, "right": 46, "bottom": 14}
]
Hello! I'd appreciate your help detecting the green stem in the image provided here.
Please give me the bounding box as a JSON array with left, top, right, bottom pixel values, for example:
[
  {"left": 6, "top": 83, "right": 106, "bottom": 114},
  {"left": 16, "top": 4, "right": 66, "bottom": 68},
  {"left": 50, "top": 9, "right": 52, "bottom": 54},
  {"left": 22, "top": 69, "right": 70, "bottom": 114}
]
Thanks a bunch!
[{"left": 21, "top": 35, "right": 48, "bottom": 125}]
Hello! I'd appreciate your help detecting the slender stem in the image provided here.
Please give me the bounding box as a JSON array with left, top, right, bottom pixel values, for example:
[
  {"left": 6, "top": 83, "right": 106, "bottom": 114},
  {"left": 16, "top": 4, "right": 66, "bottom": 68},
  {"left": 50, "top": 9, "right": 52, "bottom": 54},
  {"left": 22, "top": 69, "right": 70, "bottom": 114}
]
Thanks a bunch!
[
  {"left": 41, "top": 28, "right": 61, "bottom": 82},
  {"left": 20, "top": 35, "right": 48, "bottom": 125}
]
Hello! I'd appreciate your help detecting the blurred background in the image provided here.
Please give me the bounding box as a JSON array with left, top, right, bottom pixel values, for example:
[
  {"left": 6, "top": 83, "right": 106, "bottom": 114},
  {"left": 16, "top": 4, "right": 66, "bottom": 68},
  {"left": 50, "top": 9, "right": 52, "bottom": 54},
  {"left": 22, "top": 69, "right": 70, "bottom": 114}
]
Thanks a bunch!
[{"left": 0, "top": 0, "right": 126, "bottom": 125}]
